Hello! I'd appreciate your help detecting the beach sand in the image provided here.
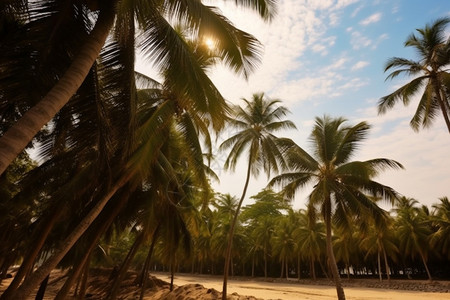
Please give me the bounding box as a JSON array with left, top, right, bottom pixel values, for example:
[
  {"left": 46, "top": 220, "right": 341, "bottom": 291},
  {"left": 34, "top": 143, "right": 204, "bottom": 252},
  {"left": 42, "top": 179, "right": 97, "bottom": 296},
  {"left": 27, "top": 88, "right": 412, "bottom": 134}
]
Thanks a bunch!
[{"left": 1, "top": 269, "right": 449, "bottom": 299}]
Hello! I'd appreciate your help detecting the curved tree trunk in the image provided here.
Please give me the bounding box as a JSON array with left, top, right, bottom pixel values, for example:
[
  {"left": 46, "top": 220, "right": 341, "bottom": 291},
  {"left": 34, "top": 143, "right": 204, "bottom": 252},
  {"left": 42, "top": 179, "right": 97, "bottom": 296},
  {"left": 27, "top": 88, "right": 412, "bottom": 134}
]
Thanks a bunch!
[
  {"left": 107, "top": 231, "right": 145, "bottom": 300},
  {"left": 222, "top": 159, "right": 252, "bottom": 300},
  {"left": 419, "top": 250, "right": 432, "bottom": 281},
  {"left": 324, "top": 197, "right": 346, "bottom": 300},
  {"left": 434, "top": 82, "right": 450, "bottom": 134},
  {"left": 0, "top": 6, "right": 116, "bottom": 176},
  {"left": 34, "top": 275, "right": 49, "bottom": 300},
  {"left": 55, "top": 190, "right": 131, "bottom": 300},
  {"left": 11, "top": 171, "right": 132, "bottom": 300},
  {"left": 0, "top": 205, "right": 65, "bottom": 300}
]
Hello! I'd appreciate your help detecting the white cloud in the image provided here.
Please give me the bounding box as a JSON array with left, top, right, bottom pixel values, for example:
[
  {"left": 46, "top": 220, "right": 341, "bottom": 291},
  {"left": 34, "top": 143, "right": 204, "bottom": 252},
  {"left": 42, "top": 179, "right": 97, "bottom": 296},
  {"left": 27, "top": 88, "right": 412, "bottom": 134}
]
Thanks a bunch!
[
  {"left": 360, "top": 12, "right": 382, "bottom": 26},
  {"left": 351, "top": 60, "right": 369, "bottom": 71},
  {"left": 350, "top": 31, "right": 372, "bottom": 49}
]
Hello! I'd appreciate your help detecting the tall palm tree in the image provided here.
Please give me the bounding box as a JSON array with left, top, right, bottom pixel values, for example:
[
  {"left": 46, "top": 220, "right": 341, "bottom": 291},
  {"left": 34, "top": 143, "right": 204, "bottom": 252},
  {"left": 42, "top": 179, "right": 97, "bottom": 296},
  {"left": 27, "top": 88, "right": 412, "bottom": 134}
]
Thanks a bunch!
[
  {"left": 292, "top": 208, "right": 326, "bottom": 280},
  {"left": 359, "top": 215, "right": 398, "bottom": 281},
  {"left": 378, "top": 17, "right": 450, "bottom": 133},
  {"left": 269, "top": 115, "right": 403, "bottom": 300},
  {"left": 0, "top": 0, "right": 276, "bottom": 175},
  {"left": 394, "top": 197, "right": 433, "bottom": 280},
  {"left": 271, "top": 217, "right": 296, "bottom": 279},
  {"left": 430, "top": 197, "right": 450, "bottom": 259},
  {"left": 219, "top": 92, "right": 296, "bottom": 299}
]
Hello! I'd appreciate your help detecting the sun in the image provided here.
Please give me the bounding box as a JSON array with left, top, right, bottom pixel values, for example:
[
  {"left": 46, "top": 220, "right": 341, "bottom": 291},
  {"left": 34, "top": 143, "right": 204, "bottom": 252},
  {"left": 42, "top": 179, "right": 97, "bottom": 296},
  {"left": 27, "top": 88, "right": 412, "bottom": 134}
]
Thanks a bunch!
[{"left": 204, "top": 38, "right": 216, "bottom": 50}]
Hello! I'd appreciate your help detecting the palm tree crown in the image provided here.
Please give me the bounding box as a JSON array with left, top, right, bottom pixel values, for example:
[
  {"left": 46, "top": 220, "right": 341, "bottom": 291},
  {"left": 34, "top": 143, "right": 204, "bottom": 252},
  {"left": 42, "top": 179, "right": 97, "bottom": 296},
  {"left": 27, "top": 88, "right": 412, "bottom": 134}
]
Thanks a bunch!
[
  {"left": 378, "top": 17, "right": 450, "bottom": 133},
  {"left": 270, "top": 115, "right": 403, "bottom": 300}
]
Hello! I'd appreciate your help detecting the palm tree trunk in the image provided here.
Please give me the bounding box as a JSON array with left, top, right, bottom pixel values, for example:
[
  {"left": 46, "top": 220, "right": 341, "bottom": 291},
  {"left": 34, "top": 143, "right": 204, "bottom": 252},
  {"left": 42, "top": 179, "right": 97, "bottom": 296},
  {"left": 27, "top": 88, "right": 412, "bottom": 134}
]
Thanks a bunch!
[
  {"left": 264, "top": 250, "right": 268, "bottom": 278},
  {"left": 221, "top": 159, "right": 252, "bottom": 300},
  {"left": 419, "top": 250, "right": 432, "bottom": 281},
  {"left": 325, "top": 197, "right": 346, "bottom": 300},
  {"left": 434, "top": 83, "right": 450, "bottom": 133},
  {"left": 0, "top": 6, "right": 116, "bottom": 176},
  {"left": 0, "top": 205, "right": 65, "bottom": 300},
  {"left": 76, "top": 255, "right": 91, "bottom": 300},
  {"left": 377, "top": 250, "right": 382, "bottom": 281},
  {"left": 55, "top": 190, "right": 131, "bottom": 300},
  {"left": 382, "top": 248, "right": 391, "bottom": 282},
  {"left": 11, "top": 171, "right": 132, "bottom": 300},
  {"left": 34, "top": 275, "right": 49, "bottom": 300},
  {"left": 108, "top": 232, "right": 145, "bottom": 300},
  {"left": 297, "top": 254, "right": 301, "bottom": 280}
]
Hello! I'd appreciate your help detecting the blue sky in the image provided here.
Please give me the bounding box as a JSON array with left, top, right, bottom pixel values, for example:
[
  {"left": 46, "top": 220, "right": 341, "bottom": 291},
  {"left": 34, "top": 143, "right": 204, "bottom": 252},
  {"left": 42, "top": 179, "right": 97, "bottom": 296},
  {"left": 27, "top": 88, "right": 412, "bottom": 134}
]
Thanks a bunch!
[
  {"left": 197, "top": 0, "right": 450, "bottom": 210},
  {"left": 136, "top": 0, "right": 450, "bottom": 209}
]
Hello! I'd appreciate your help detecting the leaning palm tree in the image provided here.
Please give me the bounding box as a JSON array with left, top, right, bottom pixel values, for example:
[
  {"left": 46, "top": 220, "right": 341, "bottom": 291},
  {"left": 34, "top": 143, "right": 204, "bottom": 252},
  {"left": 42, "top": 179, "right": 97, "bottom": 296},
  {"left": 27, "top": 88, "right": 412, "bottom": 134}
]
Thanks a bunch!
[
  {"left": 269, "top": 115, "right": 403, "bottom": 300},
  {"left": 378, "top": 17, "right": 450, "bottom": 133},
  {"left": 219, "top": 93, "right": 296, "bottom": 299},
  {"left": 0, "top": 0, "right": 276, "bottom": 175}
]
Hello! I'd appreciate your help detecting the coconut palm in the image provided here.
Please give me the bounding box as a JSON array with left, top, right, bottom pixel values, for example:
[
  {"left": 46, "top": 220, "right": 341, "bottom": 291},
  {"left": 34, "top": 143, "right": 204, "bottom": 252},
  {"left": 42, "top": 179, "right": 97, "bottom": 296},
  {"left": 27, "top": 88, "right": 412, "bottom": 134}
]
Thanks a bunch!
[
  {"left": 378, "top": 17, "right": 450, "bottom": 133},
  {"left": 393, "top": 197, "right": 433, "bottom": 280},
  {"left": 271, "top": 217, "right": 296, "bottom": 279},
  {"left": 219, "top": 92, "right": 296, "bottom": 299},
  {"left": 292, "top": 208, "right": 326, "bottom": 280},
  {"left": 269, "top": 115, "right": 403, "bottom": 300},
  {"left": 359, "top": 215, "right": 398, "bottom": 281},
  {"left": 430, "top": 197, "right": 450, "bottom": 259},
  {"left": 0, "top": 0, "right": 276, "bottom": 175}
]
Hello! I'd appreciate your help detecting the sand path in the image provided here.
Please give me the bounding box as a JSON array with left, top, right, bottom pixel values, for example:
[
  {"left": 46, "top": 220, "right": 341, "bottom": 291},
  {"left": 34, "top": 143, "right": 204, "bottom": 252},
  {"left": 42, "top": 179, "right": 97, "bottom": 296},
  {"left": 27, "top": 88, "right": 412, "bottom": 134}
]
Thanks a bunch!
[{"left": 154, "top": 273, "right": 450, "bottom": 300}]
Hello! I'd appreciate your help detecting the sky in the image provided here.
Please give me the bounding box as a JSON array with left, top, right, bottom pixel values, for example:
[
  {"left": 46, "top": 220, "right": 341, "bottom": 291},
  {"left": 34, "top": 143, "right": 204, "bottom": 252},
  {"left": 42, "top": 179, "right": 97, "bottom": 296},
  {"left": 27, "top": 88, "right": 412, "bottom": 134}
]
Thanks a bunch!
[{"left": 140, "top": 0, "right": 450, "bottom": 210}]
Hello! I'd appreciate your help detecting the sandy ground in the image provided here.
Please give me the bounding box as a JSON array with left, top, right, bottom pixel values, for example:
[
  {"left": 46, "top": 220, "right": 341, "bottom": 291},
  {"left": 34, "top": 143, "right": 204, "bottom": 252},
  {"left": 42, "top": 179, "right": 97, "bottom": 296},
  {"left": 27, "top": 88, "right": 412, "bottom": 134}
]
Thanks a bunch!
[
  {"left": 153, "top": 272, "right": 450, "bottom": 300},
  {"left": 1, "top": 269, "right": 449, "bottom": 299}
]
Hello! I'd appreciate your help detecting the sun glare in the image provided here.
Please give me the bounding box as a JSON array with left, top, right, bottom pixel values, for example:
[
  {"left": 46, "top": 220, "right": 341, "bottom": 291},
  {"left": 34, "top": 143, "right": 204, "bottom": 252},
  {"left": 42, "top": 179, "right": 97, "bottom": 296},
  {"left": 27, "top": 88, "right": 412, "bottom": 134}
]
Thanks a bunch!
[{"left": 204, "top": 38, "right": 215, "bottom": 50}]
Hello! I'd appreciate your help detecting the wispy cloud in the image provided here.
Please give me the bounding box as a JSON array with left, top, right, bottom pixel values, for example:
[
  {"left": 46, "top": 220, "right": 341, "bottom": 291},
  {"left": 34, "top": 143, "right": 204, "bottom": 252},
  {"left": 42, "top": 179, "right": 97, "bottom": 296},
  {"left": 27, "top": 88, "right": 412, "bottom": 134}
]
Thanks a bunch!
[
  {"left": 351, "top": 60, "right": 369, "bottom": 71},
  {"left": 360, "top": 12, "right": 382, "bottom": 25}
]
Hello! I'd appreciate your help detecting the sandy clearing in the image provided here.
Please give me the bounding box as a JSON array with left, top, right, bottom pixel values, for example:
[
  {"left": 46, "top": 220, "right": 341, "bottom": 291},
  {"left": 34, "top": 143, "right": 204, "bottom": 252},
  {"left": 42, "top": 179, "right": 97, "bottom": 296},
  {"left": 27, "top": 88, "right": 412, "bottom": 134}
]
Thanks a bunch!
[{"left": 153, "top": 273, "right": 450, "bottom": 300}]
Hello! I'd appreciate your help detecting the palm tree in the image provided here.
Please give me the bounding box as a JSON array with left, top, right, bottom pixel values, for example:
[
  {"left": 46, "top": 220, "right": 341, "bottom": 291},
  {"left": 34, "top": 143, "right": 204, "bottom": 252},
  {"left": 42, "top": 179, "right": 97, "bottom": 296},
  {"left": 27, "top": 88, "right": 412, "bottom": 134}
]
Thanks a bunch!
[
  {"left": 378, "top": 17, "right": 450, "bottom": 133},
  {"left": 430, "top": 197, "right": 450, "bottom": 259},
  {"left": 271, "top": 217, "right": 296, "bottom": 279},
  {"left": 394, "top": 197, "right": 433, "bottom": 280},
  {"left": 292, "top": 208, "right": 326, "bottom": 280},
  {"left": 219, "top": 92, "right": 296, "bottom": 299},
  {"left": 0, "top": 0, "right": 276, "bottom": 175},
  {"left": 359, "top": 214, "right": 398, "bottom": 281},
  {"left": 270, "top": 115, "right": 403, "bottom": 300}
]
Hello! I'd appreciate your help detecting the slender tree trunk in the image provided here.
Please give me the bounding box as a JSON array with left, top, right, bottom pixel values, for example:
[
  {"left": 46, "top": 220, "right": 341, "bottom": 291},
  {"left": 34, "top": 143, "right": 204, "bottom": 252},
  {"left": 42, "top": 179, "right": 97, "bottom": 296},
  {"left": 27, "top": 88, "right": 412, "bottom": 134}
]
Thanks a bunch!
[
  {"left": 77, "top": 256, "right": 91, "bottom": 300},
  {"left": 324, "top": 197, "right": 346, "bottom": 300},
  {"left": 297, "top": 254, "right": 301, "bottom": 280},
  {"left": 280, "top": 258, "right": 284, "bottom": 278},
  {"left": 0, "top": 6, "right": 116, "bottom": 176},
  {"left": 222, "top": 159, "right": 252, "bottom": 300},
  {"left": 311, "top": 259, "right": 316, "bottom": 281},
  {"left": 170, "top": 263, "right": 175, "bottom": 291},
  {"left": 138, "top": 225, "right": 160, "bottom": 300},
  {"left": 1, "top": 205, "right": 65, "bottom": 300},
  {"left": 382, "top": 248, "right": 391, "bottom": 282},
  {"left": 55, "top": 190, "right": 131, "bottom": 300},
  {"left": 285, "top": 260, "right": 289, "bottom": 279},
  {"left": 377, "top": 250, "right": 382, "bottom": 281},
  {"left": 264, "top": 251, "right": 268, "bottom": 278},
  {"left": 419, "top": 250, "right": 432, "bottom": 281},
  {"left": 107, "top": 232, "right": 145, "bottom": 300},
  {"left": 434, "top": 82, "right": 450, "bottom": 134},
  {"left": 34, "top": 275, "right": 49, "bottom": 300},
  {"left": 12, "top": 171, "right": 132, "bottom": 300},
  {"left": 251, "top": 255, "right": 255, "bottom": 278}
]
